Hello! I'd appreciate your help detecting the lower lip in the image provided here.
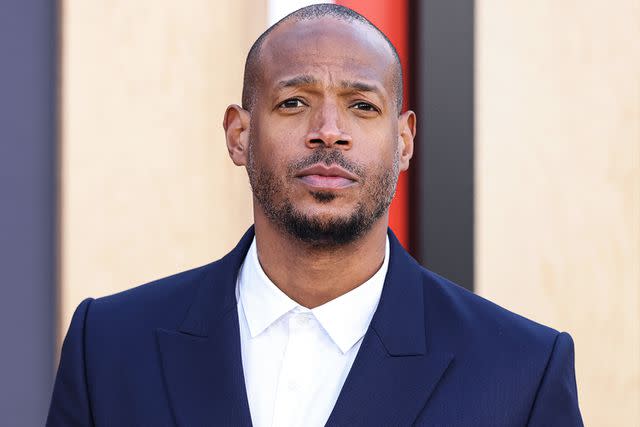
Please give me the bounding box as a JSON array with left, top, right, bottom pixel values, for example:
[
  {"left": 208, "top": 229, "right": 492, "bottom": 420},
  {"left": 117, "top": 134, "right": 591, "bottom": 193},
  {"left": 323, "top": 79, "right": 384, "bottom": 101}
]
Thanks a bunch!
[{"left": 298, "top": 174, "right": 355, "bottom": 189}]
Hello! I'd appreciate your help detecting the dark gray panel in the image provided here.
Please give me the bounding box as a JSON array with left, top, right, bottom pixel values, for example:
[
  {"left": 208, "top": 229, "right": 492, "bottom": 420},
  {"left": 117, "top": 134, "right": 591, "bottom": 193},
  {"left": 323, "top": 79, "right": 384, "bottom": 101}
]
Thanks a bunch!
[
  {"left": 411, "top": 0, "right": 474, "bottom": 290},
  {"left": 0, "top": 0, "right": 58, "bottom": 424}
]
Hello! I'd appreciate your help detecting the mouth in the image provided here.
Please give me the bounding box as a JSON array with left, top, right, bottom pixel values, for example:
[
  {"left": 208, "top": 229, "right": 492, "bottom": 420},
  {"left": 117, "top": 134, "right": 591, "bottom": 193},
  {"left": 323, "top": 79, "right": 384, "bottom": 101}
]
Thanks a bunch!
[{"left": 295, "top": 164, "right": 358, "bottom": 190}]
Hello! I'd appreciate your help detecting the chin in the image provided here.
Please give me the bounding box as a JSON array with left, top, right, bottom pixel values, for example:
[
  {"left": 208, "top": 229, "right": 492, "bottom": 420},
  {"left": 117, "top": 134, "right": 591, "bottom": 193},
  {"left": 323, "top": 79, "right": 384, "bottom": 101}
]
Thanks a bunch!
[
  {"left": 295, "top": 202, "right": 358, "bottom": 223},
  {"left": 257, "top": 191, "right": 379, "bottom": 246},
  {"left": 283, "top": 214, "right": 367, "bottom": 247}
]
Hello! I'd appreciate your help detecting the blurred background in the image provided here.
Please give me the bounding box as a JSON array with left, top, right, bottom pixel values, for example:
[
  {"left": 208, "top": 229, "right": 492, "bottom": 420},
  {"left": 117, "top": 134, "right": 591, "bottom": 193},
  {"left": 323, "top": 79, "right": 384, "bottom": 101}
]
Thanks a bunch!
[{"left": 1, "top": 0, "right": 638, "bottom": 425}]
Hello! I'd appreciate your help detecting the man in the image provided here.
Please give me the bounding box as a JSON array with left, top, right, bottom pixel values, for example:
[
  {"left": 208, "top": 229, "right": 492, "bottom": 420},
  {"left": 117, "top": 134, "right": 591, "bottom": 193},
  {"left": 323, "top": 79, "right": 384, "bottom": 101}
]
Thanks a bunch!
[{"left": 48, "top": 4, "right": 583, "bottom": 426}]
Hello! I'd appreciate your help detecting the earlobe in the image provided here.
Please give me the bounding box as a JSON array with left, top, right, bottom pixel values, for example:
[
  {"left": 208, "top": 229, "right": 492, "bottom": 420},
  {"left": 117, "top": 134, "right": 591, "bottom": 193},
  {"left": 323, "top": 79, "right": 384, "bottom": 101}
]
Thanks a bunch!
[
  {"left": 223, "top": 104, "right": 251, "bottom": 166},
  {"left": 397, "top": 110, "right": 416, "bottom": 172}
]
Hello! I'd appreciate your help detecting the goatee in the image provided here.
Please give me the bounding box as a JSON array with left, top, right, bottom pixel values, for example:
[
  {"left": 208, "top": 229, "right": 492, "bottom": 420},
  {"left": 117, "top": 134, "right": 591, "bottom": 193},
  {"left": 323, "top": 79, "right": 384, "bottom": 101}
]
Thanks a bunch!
[{"left": 247, "top": 146, "right": 399, "bottom": 247}]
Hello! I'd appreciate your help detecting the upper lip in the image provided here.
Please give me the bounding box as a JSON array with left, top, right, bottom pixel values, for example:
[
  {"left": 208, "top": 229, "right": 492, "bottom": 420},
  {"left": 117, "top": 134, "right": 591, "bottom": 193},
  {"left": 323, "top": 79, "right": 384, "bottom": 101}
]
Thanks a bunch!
[{"left": 296, "top": 164, "right": 359, "bottom": 181}]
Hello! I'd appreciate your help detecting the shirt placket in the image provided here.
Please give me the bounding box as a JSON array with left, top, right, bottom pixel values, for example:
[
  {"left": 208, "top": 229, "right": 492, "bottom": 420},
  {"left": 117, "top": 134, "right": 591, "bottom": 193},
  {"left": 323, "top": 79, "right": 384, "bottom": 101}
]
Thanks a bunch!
[{"left": 271, "top": 311, "right": 316, "bottom": 427}]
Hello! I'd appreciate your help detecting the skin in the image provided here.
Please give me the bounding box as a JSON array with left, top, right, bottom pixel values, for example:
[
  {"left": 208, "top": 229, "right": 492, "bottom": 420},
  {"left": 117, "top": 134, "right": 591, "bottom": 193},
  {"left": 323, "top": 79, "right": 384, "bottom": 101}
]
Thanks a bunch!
[{"left": 223, "top": 17, "right": 416, "bottom": 308}]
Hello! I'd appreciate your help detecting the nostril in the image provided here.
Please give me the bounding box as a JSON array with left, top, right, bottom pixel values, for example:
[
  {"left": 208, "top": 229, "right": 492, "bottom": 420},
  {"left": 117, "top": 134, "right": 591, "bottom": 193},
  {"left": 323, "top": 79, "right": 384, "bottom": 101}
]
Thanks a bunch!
[{"left": 307, "top": 138, "right": 350, "bottom": 147}]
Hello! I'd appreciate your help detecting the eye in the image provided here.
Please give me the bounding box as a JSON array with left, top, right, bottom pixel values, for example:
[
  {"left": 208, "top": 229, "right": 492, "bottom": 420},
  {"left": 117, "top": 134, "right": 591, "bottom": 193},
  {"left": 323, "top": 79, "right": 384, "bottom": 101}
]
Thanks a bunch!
[
  {"left": 278, "top": 98, "right": 306, "bottom": 109},
  {"left": 351, "top": 101, "right": 379, "bottom": 113}
]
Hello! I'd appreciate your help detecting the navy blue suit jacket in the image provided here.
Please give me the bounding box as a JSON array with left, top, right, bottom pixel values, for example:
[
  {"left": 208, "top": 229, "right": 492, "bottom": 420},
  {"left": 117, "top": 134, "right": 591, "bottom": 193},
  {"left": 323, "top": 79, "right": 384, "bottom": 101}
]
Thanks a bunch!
[{"left": 48, "top": 227, "right": 583, "bottom": 426}]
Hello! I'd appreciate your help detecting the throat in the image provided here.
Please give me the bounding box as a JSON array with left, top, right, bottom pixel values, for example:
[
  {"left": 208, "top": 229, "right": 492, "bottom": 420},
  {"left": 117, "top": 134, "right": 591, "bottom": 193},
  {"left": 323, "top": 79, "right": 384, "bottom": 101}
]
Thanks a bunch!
[{"left": 253, "top": 216, "right": 388, "bottom": 309}]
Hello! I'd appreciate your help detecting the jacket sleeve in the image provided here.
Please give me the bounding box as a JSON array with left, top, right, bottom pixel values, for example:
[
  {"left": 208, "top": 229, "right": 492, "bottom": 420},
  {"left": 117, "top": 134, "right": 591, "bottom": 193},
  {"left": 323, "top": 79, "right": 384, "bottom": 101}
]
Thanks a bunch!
[
  {"left": 527, "top": 332, "right": 584, "bottom": 426},
  {"left": 46, "top": 298, "right": 95, "bottom": 427}
]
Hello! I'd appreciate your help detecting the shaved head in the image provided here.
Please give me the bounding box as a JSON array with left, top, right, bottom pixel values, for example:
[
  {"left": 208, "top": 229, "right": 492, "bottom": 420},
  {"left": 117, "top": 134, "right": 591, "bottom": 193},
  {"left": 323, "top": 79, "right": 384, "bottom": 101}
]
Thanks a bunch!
[{"left": 241, "top": 3, "right": 403, "bottom": 113}]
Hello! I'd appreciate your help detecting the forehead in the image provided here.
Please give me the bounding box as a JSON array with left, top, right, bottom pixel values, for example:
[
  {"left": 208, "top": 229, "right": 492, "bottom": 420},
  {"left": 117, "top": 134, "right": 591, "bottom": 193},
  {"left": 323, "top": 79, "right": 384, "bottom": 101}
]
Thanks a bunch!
[{"left": 258, "top": 17, "right": 396, "bottom": 91}]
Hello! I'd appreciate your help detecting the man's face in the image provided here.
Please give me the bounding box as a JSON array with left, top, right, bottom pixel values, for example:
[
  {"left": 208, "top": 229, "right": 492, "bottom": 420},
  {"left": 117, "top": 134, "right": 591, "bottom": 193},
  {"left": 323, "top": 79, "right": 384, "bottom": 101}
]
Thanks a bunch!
[{"left": 244, "top": 18, "right": 412, "bottom": 246}]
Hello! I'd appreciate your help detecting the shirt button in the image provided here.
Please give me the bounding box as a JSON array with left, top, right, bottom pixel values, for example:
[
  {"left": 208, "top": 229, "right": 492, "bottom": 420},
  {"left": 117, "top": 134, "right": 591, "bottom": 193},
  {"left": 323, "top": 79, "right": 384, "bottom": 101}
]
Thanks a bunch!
[
  {"left": 288, "top": 380, "right": 299, "bottom": 391},
  {"left": 295, "top": 314, "right": 312, "bottom": 326}
]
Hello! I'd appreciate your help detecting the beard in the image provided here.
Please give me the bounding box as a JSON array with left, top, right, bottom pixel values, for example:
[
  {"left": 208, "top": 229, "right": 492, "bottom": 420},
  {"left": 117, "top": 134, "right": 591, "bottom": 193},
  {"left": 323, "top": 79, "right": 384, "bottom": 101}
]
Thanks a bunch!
[{"left": 246, "top": 142, "right": 399, "bottom": 247}]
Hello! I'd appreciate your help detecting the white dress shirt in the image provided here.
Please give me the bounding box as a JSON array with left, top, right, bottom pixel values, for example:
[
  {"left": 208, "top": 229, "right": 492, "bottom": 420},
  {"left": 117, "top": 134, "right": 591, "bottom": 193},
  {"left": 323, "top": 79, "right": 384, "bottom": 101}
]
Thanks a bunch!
[{"left": 235, "top": 236, "right": 390, "bottom": 427}]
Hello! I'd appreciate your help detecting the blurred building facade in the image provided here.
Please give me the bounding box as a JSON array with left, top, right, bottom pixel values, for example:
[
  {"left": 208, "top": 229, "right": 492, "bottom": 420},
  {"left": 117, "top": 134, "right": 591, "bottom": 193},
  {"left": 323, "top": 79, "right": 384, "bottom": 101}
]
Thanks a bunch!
[{"left": 1, "top": 0, "right": 637, "bottom": 425}]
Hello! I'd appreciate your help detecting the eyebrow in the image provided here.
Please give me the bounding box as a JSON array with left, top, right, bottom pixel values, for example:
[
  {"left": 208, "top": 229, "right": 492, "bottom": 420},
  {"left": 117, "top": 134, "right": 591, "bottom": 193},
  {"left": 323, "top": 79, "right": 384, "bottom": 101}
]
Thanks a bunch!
[
  {"left": 339, "top": 80, "right": 383, "bottom": 96},
  {"left": 277, "top": 75, "right": 319, "bottom": 88},
  {"left": 276, "top": 75, "right": 383, "bottom": 97}
]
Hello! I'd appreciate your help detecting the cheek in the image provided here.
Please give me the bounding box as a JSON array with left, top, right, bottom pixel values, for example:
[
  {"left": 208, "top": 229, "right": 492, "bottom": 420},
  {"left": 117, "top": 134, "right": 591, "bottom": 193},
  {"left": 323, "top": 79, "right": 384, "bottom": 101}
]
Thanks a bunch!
[
  {"left": 249, "top": 141, "right": 296, "bottom": 187},
  {"left": 253, "top": 119, "right": 307, "bottom": 161},
  {"left": 353, "top": 133, "right": 398, "bottom": 167},
  {"left": 352, "top": 118, "right": 397, "bottom": 147}
]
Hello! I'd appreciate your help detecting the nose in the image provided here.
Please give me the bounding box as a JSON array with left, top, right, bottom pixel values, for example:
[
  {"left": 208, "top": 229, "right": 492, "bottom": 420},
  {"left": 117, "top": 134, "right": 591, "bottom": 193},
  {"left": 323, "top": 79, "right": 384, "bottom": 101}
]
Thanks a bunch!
[{"left": 305, "top": 101, "right": 352, "bottom": 149}]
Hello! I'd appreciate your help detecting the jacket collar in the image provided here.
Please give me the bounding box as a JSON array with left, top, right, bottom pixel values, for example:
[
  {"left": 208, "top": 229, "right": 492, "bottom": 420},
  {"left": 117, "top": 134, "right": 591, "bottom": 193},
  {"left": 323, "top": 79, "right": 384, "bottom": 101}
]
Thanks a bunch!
[
  {"left": 157, "top": 226, "right": 453, "bottom": 427},
  {"left": 178, "top": 226, "right": 427, "bottom": 355},
  {"left": 371, "top": 229, "right": 427, "bottom": 355},
  {"left": 177, "top": 226, "right": 255, "bottom": 337}
]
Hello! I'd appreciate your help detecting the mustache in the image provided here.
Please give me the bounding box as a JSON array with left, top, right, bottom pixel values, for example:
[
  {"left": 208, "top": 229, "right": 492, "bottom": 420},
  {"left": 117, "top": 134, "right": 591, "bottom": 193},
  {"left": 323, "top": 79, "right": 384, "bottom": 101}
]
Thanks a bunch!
[{"left": 288, "top": 149, "right": 365, "bottom": 178}]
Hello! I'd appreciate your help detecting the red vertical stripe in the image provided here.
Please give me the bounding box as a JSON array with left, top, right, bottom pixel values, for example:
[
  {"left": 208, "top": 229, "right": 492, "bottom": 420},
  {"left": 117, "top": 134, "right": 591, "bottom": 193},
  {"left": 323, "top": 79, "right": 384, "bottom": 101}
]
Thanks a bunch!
[{"left": 335, "top": 0, "right": 411, "bottom": 249}]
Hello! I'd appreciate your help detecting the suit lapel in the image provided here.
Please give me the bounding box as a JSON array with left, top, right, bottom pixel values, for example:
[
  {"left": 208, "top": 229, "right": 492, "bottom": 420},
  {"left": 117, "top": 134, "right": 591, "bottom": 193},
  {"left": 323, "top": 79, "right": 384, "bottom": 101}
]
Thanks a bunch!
[
  {"left": 156, "top": 228, "right": 255, "bottom": 427},
  {"left": 155, "top": 228, "right": 454, "bottom": 426},
  {"left": 325, "top": 335, "right": 453, "bottom": 427},
  {"left": 326, "top": 232, "right": 454, "bottom": 426}
]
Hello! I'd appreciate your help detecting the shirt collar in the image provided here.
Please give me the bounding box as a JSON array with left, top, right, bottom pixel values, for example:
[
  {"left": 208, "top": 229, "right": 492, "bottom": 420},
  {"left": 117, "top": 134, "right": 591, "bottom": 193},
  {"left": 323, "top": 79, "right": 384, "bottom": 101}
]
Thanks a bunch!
[
  {"left": 237, "top": 236, "right": 390, "bottom": 354},
  {"left": 236, "top": 238, "right": 298, "bottom": 338}
]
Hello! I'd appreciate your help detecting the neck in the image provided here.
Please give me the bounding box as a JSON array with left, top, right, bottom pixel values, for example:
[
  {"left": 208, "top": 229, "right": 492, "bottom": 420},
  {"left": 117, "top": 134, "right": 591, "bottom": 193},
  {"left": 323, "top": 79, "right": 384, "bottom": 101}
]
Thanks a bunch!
[{"left": 253, "top": 209, "right": 388, "bottom": 309}]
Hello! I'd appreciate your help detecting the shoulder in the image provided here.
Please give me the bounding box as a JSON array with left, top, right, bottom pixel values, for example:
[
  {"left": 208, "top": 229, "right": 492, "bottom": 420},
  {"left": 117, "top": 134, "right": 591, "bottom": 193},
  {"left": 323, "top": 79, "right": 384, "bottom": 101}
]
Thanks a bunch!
[
  {"left": 83, "top": 260, "right": 220, "bottom": 334},
  {"left": 417, "top": 266, "right": 561, "bottom": 354},
  {"left": 417, "top": 267, "right": 582, "bottom": 424},
  {"left": 82, "top": 228, "right": 254, "bottom": 332}
]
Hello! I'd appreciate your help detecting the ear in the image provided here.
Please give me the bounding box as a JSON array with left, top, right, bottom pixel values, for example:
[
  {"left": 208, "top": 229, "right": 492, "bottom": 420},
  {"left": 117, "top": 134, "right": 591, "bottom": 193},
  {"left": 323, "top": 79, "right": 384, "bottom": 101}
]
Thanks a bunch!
[
  {"left": 397, "top": 110, "right": 416, "bottom": 172},
  {"left": 223, "top": 104, "right": 251, "bottom": 166}
]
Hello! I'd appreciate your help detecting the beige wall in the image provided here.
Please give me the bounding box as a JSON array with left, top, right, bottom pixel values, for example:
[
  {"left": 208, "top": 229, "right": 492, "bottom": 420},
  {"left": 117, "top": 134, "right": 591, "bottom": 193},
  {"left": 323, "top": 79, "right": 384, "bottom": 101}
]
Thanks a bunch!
[
  {"left": 59, "top": 1, "right": 266, "bottom": 337},
  {"left": 476, "top": 1, "right": 639, "bottom": 425},
  {"left": 59, "top": 1, "right": 640, "bottom": 423}
]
